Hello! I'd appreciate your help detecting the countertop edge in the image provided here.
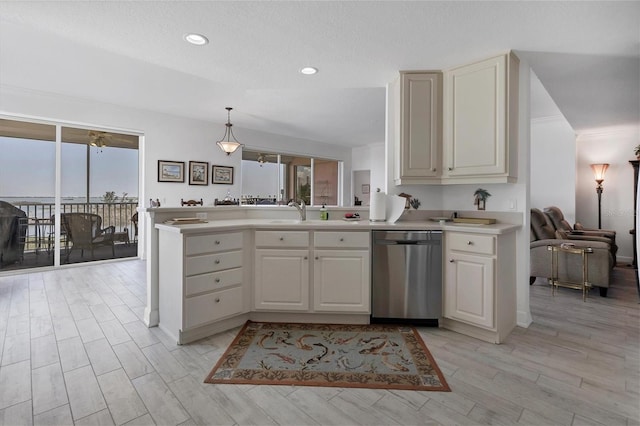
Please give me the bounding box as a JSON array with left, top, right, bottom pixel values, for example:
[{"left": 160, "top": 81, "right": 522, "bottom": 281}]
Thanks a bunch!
[{"left": 155, "top": 219, "right": 521, "bottom": 235}]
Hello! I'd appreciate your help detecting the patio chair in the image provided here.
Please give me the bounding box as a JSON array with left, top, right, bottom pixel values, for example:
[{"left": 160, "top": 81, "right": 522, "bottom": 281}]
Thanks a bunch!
[
  {"left": 131, "top": 212, "right": 138, "bottom": 243},
  {"left": 0, "top": 201, "right": 27, "bottom": 267},
  {"left": 61, "top": 212, "right": 115, "bottom": 262}
]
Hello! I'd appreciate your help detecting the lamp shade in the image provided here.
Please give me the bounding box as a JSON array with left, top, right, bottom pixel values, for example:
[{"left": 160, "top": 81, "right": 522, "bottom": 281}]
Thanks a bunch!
[{"left": 590, "top": 163, "right": 609, "bottom": 183}]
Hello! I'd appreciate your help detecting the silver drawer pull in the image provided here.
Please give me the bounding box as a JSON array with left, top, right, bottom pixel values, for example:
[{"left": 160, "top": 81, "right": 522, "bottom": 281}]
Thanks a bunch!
[
  {"left": 467, "top": 241, "right": 474, "bottom": 245},
  {"left": 215, "top": 240, "right": 220, "bottom": 245},
  {"left": 215, "top": 259, "right": 221, "bottom": 264},
  {"left": 215, "top": 297, "right": 220, "bottom": 303},
  {"left": 215, "top": 278, "right": 220, "bottom": 283}
]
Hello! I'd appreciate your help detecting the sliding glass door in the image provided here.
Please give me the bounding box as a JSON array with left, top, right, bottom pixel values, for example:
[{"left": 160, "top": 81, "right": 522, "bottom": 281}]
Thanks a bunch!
[{"left": 0, "top": 118, "right": 139, "bottom": 271}]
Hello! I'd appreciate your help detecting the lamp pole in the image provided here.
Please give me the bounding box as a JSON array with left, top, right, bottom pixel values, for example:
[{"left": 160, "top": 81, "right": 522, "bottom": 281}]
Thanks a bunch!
[{"left": 596, "top": 180, "right": 603, "bottom": 229}]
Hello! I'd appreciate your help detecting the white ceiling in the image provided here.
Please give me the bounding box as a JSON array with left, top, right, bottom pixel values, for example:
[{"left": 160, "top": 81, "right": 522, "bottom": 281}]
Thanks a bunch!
[{"left": 1, "top": 1, "right": 638, "bottom": 147}]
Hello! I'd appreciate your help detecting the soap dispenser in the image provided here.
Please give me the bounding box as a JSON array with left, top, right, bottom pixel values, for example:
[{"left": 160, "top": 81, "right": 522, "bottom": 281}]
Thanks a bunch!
[{"left": 320, "top": 204, "right": 329, "bottom": 220}]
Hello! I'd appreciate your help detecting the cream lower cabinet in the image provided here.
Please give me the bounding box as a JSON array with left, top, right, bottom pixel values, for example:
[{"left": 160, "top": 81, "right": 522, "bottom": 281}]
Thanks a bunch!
[
  {"left": 254, "top": 230, "right": 371, "bottom": 314},
  {"left": 313, "top": 231, "right": 370, "bottom": 312},
  {"left": 254, "top": 249, "right": 310, "bottom": 310},
  {"left": 158, "top": 230, "right": 247, "bottom": 344},
  {"left": 254, "top": 230, "right": 310, "bottom": 311},
  {"left": 443, "top": 230, "right": 516, "bottom": 343}
]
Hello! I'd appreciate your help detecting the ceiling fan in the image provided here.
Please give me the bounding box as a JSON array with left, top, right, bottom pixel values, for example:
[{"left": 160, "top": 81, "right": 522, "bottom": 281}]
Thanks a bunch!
[
  {"left": 88, "top": 130, "right": 112, "bottom": 148},
  {"left": 257, "top": 153, "right": 277, "bottom": 166}
]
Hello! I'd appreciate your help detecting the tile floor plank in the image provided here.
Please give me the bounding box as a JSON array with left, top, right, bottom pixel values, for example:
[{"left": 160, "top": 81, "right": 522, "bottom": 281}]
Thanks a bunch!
[
  {"left": 31, "top": 363, "right": 68, "bottom": 415},
  {"left": 131, "top": 372, "right": 189, "bottom": 426},
  {"left": 97, "top": 369, "right": 147, "bottom": 425},
  {"left": 64, "top": 365, "right": 108, "bottom": 421}
]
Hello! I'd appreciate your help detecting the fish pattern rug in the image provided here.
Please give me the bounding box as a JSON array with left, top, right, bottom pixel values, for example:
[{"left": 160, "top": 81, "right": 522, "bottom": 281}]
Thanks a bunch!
[{"left": 204, "top": 321, "right": 450, "bottom": 391}]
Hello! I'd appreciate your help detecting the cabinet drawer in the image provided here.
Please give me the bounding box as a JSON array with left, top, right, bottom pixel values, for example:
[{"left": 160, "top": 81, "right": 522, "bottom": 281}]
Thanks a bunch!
[
  {"left": 255, "top": 230, "right": 309, "bottom": 247},
  {"left": 185, "top": 267, "right": 242, "bottom": 297},
  {"left": 186, "top": 232, "right": 243, "bottom": 255},
  {"left": 184, "top": 286, "right": 243, "bottom": 329},
  {"left": 186, "top": 250, "right": 242, "bottom": 275},
  {"left": 314, "top": 231, "right": 370, "bottom": 249},
  {"left": 448, "top": 233, "right": 495, "bottom": 255}
]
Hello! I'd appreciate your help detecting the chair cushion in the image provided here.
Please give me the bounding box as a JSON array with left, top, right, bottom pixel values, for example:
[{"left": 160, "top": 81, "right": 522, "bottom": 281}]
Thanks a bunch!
[{"left": 531, "top": 208, "right": 556, "bottom": 240}]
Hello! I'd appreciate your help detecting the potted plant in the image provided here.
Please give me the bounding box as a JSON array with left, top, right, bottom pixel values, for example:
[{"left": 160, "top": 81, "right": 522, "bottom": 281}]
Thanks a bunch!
[
  {"left": 635, "top": 144, "right": 640, "bottom": 159},
  {"left": 473, "top": 188, "right": 491, "bottom": 210}
]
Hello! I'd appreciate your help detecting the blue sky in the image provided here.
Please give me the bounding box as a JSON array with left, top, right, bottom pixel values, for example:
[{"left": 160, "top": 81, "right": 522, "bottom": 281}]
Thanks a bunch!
[{"left": 0, "top": 137, "right": 138, "bottom": 198}]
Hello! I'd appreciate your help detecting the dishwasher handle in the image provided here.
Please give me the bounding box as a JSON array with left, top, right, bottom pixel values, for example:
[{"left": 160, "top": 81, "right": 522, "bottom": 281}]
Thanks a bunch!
[{"left": 375, "top": 239, "right": 441, "bottom": 246}]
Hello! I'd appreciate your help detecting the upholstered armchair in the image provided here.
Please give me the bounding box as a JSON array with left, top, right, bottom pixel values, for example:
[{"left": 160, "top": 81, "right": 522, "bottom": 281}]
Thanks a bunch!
[
  {"left": 543, "top": 206, "right": 617, "bottom": 264},
  {"left": 530, "top": 208, "right": 613, "bottom": 297},
  {"left": 61, "top": 213, "right": 115, "bottom": 262}
]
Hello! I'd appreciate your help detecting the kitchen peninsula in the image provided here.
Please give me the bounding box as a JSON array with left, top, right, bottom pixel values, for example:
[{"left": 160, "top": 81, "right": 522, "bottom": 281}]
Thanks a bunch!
[{"left": 144, "top": 206, "right": 520, "bottom": 345}]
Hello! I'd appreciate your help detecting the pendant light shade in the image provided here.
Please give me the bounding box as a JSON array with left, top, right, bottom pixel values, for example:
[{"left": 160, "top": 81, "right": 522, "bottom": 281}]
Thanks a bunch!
[{"left": 216, "top": 107, "right": 242, "bottom": 155}]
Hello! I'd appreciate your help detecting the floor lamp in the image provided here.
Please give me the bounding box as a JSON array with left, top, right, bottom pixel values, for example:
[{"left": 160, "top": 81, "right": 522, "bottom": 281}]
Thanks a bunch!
[{"left": 590, "top": 163, "right": 609, "bottom": 229}]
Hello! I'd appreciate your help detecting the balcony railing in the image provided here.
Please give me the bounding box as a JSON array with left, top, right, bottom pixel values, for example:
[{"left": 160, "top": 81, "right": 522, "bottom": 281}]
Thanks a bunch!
[{"left": 9, "top": 201, "right": 138, "bottom": 254}]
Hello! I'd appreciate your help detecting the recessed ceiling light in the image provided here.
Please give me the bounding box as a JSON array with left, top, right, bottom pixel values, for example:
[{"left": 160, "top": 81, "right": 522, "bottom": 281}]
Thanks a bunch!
[
  {"left": 300, "top": 67, "right": 318, "bottom": 75},
  {"left": 184, "top": 33, "right": 209, "bottom": 46}
]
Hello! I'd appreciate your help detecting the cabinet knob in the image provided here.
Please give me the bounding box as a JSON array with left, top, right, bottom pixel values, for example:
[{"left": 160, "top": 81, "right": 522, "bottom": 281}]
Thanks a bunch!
[
  {"left": 215, "top": 278, "right": 220, "bottom": 283},
  {"left": 215, "top": 259, "right": 221, "bottom": 264},
  {"left": 448, "top": 167, "right": 453, "bottom": 171},
  {"left": 449, "top": 259, "right": 455, "bottom": 263},
  {"left": 279, "top": 237, "right": 284, "bottom": 241},
  {"left": 215, "top": 240, "right": 220, "bottom": 245},
  {"left": 215, "top": 297, "right": 220, "bottom": 303},
  {"left": 339, "top": 238, "right": 344, "bottom": 242},
  {"left": 467, "top": 241, "right": 473, "bottom": 245},
  {"left": 304, "top": 256, "right": 308, "bottom": 260},
  {"left": 432, "top": 168, "right": 437, "bottom": 172},
  {"left": 315, "top": 256, "right": 319, "bottom": 260}
]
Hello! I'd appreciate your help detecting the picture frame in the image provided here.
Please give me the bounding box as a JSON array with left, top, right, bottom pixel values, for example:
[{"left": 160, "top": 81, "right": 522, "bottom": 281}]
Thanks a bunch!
[
  {"left": 212, "top": 165, "right": 234, "bottom": 184},
  {"left": 362, "top": 184, "right": 370, "bottom": 194},
  {"left": 188, "top": 161, "right": 209, "bottom": 186},
  {"left": 158, "top": 160, "right": 185, "bottom": 183}
]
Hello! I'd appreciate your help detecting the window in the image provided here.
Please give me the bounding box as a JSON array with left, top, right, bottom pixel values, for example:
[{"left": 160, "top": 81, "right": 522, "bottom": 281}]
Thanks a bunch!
[{"left": 241, "top": 150, "right": 341, "bottom": 206}]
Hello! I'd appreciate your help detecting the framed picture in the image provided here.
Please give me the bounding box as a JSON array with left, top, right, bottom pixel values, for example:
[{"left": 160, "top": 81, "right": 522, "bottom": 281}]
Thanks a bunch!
[
  {"left": 189, "top": 161, "right": 209, "bottom": 185},
  {"left": 212, "top": 165, "right": 234, "bottom": 184},
  {"left": 362, "top": 184, "right": 370, "bottom": 194},
  {"left": 158, "top": 160, "right": 185, "bottom": 183}
]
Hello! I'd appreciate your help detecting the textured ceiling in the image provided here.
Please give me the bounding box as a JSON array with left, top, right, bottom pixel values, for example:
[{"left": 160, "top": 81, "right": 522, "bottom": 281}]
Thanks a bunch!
[{"left": 1, "top": 1, "right": 638, "bottom": 146}]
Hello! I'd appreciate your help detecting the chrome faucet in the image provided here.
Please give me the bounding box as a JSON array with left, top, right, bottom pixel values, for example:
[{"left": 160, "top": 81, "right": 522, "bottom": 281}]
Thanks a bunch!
[{"left": 288, "top": 199, "right": 306, "bottom": 221}]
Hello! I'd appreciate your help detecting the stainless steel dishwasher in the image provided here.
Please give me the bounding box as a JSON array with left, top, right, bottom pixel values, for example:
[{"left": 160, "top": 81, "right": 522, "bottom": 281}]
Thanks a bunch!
[{"left": 371, "top": 230, "right": 442, "bottom": 325}]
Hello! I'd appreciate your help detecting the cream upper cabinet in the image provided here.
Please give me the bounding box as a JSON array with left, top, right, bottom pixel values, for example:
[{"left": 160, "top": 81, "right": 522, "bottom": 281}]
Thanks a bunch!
[
  {"left": 443, "top": 53, "right": 519, "bottom": 183},
  {"left": 394, "top": 71, "right": 443, "bottom": 185}
]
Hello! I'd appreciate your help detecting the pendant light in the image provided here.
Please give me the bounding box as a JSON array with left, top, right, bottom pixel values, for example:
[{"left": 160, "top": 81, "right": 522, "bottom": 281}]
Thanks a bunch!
[{"left": 216, "top": 107, "right": 242, "bottom": 155}]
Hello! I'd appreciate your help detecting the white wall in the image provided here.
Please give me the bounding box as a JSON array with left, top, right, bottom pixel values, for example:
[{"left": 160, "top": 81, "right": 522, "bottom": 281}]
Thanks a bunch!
[
  {"left": 530, "top": 116, "right": 577, "bottom": 221},
  {"left": 576, "top": 126, "right": 639, "bottom": 263},
  {"left": 351, "top": 142, "right": 385, "bottom": 205}
]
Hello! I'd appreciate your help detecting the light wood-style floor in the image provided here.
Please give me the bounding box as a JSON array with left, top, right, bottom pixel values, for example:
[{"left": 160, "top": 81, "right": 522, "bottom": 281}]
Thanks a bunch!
[{"left": 0, "top": 260, "right": 638, "bottom": 425}]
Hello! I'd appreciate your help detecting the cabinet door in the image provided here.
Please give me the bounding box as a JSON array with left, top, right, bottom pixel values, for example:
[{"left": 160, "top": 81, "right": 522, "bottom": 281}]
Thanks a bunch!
[
  {"left": 254, "top": 249, "right": 309, "bottom": 311},
  {"left": 396, "top": 72, "right": 442, "bottom": 184},
  {"left": 445, "top": 252, "right": 494, "bottom": 328},
  {"left": 445, "top": 55, "right": 506, "bottom": 176},
  {"left": 313, "top": 250, "right": 370, "bottom": 313}
]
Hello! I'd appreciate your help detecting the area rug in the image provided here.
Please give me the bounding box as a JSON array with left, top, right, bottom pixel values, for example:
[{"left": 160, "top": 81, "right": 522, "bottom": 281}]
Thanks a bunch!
[{"left": 204, "top": 321, "right": 450, "bottom": 391}]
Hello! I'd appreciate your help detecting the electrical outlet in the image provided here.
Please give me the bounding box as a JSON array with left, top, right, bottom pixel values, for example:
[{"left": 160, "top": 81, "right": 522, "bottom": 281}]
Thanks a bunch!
[{"left": 195, "top": 212, "right": 207, "bottom": 220}]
